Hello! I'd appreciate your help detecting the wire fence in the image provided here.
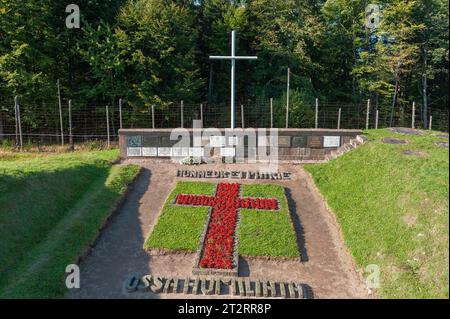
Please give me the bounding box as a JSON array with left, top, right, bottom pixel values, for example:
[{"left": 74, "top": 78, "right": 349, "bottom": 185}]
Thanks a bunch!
[{"left": 0, "top": 99, "right": 448, "bottom": 148}]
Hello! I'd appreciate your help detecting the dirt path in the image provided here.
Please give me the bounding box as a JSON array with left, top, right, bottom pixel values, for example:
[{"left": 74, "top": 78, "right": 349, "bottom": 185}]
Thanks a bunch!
[{"left": 67, "top": 161, "right": 369, "bottom": 299}]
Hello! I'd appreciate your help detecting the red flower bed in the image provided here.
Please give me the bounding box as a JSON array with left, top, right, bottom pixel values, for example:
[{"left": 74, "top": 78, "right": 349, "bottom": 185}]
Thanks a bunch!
[
  {"left": 174, "top": 182, "right": 279, "bottom": 270},
  {"left": 199, "top": 183, "right": 240, "bottom": 269}
]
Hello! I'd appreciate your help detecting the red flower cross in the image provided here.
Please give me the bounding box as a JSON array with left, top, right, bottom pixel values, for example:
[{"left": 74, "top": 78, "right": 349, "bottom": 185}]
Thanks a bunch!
[{"left": 175, "top": 182, "right": 279, "bottom": 270}]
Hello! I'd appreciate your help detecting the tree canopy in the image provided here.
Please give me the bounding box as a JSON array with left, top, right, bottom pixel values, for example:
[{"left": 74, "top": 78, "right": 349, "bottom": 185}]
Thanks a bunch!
[{"left": 0, "top": 0, "right": 448, "bottom": 126}]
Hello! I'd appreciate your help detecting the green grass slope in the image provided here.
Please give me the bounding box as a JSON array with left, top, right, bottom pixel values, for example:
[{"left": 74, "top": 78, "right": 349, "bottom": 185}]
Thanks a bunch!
[
  {"left": 305, "top": 129, "right": 449, "bottom": 298},
  {"left": 0, "top": 150, "right": 140, "bottom": 298}
]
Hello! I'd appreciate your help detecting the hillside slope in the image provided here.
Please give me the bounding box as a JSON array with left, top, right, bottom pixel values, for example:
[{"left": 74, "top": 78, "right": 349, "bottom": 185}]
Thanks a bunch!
[
  {"left": 0, "top": 150, "right": 140, "bottom": 298},
  {"left": 305, "top": 129, "right": 449, "bottom": 298}
]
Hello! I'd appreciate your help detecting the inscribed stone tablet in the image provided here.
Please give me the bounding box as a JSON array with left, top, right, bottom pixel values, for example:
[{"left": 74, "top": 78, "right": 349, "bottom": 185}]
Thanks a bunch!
[
  {"left": 172, "top": 147, "right": 189, "bottom": 157},
  {"left": 278, "top": 136, "right": 291, "bottom": 147},
  {"left": 292, "top": 136, "right": 306, "bottom": 148},
  {"left": 307, "top": 136, "right": 322, "bottom": 148},
  {"left": 158, "top": 147, "right": 172, "bottom": 157},
  {"left": 220, "top": 147, "right": 235, "bottom": 157},
  {"left": 323, "top": 136, "right": 341, "bottom": 147},
  {"left": 189, "top": 148, "right": 204, "bottom": 157},
  {"left": 127, "top": 136, "right": 142, "bottom": 147},
  {"left": 228, "top": 136, "right": 239, "bottom": 146},
  {"left": 127, "top": 147, "right": 142, "bottom": 157},
  {"left": 258, "top": 136, "right": 271, "bottom": 147},
  {"left": 160, "top": 136, "right": 173, "bottom": 147},
  {"left": 210, "top": 136, "right": 226, "bottom": 147},
  {"left": 142, "top": 147, "right": 157, "bottom": 156},
  {"left": 143, "top": 136, "right": 160, "bottom": 147}
]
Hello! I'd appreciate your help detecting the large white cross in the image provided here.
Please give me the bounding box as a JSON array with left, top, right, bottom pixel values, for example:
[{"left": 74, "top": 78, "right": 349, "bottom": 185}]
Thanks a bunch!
[{"left": 210, "top": 30, "right": 258, "bottom": 129}]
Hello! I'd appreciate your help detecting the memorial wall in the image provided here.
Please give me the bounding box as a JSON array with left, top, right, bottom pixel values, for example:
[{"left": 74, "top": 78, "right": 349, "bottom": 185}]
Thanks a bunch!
[{"left": 119, "top": 128, "right": 364, "bottom": 162}]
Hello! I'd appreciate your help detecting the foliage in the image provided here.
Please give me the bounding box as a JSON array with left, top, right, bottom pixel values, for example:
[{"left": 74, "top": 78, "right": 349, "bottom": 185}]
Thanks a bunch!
[{"left": 0, "top": 0, "right": 448, "bottom": 123}]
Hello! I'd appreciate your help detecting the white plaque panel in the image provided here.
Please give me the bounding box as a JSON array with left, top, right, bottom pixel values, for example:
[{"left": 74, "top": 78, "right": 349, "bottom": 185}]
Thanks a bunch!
[
  {"left": 189, "top": 147, "right": 204, "bottom": 157},
  {"left": 127, "top": 147, "right": 142, "bottom": 157},
  {"left": 158, "top": 147, "right": 172, "bottom": 157},
  {"left": 172, "top": 147, "right": 189, "bottom": 157},
  {"left": 210, "top": 136, "right": 226, "bottom": 147},
  {"left": 142, "top": 147, "right": 157, "bottom": 156},
  {"left": 258, "top": 136, "right": 274, "bottom": 147},
  {"left": 220, "top": 147, "right": 235, "bottom": 157},
  {"left": 323, "top": 136, "right": 341, "bottom": 148},
  {"left": 228, "top": 136, "right": 239, "bottom": 146}
]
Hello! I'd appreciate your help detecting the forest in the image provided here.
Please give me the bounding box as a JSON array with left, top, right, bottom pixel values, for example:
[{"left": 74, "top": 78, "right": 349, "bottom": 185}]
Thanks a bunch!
[{"left": 0, "top": 0, "right": 448, "bottom": 130}]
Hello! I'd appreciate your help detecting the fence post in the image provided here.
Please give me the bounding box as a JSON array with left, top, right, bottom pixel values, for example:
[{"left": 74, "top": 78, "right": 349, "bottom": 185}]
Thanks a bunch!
[
  {"left": 106, "top": 105, "right": 110, "bottom": 148},
  {"left": 241, "top": 104, "right": 244, "bottom": 129},
  {"left": 119, "top": 98, "right": 123, "bottom": 129},
  {"left": 57, "top": 79, "right": 64, "bottom": 146},
  {"left": 152, "top": 105, "right": 155, "bottom": 129},
  {"left": 429, "top": 116, "right": 433, "bottom": 130},
  {"left": 270, "top": 98, "right": 273, "bottom": 129},
  {"left": 68, "top": 100, "right": 73, "bottom": 150},
  {"left": 337, "top": 108, "right": 341, "bottom": 130},
  {"left": 18, "top": 101, "right": 22, "bottom": 151},
  {"left": 315, "top": 98, "right": 319, "bottom": 129},
  {"left": 14, "top": 96, "right": 18, "bottom": 147},
  {"left": 411, "top": 101, "right": 415, "bottom": 129},
  {"left": 365, "top": 99, "right": 370, "bottom": 130},
  {"left": 14, "top": 96, "right": 23, "bottom": 150},
  {"left": 375, "top": 109, "right": 379, "bottom": 129},
  {"left": 286, "top": 68, "right": 290, "bottom": 129},
  {"left": 200, "top": 104, "right": 203, "bottom": 126},
  {"left": 180, "top": 100, "right": 184, "bottom": 128}
]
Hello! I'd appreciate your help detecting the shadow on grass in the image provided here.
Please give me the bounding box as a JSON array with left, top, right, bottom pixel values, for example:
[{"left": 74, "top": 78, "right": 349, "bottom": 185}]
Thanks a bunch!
[
  {"left": 69, "top": 167, "right": 155, "bottom": 299},
  {"left": 0, "top": 162, "right": 147, "bottom": 298}
]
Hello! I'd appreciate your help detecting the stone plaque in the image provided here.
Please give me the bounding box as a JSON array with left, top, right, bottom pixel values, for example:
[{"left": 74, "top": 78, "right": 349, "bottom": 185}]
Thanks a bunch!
[
  {"left": 172, "top": 147, "right": 189, "bottom": 157},
  {"left": 307, "top": 136, "right": 322, "bottom": 148},
  {"left": 278, "top": 136, "right": 291, "bottom": 147},
  {"left": 258, "top": 136, "right": 272, "bottom": 147},
  {"left": 228, "top": 136, "right": 239, "bottom": 146},
  {"left": 210, "top": 136, "right": 226, "bottom": 147},
  {"left": 323, "top": 136, "right": 341, "bottom": 148},
  {"left": 220, "top": 147, "right": 235, "bottom": 157},
  {"left": 127, "top": 147, "right": 142, "bottom": 157},
  {"left": 143, "top": 136, "right": 160, "bottom": 147},
  {"left": 292, "top": 136, "right": 306, "bottom": 148},
  {"left": 142, "top": 147, "right": 157, "bottom": 156},
  {"left": 160, "top": 136, "right": 174, "bottom": 147},
  {"left": 158, "top": 147, "right": 172, "bottom": 157},
  {"left": 127, "top": 136, "right": 142, "bottom": 147},
  {"left": 189, "top": 148, "right": 204, "bottom": 157}
]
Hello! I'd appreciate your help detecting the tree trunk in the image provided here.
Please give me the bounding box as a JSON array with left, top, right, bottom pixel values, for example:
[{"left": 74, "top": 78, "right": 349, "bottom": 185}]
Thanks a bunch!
[{"left": 0, "top": 111, "right": 4, "bottom": 143}]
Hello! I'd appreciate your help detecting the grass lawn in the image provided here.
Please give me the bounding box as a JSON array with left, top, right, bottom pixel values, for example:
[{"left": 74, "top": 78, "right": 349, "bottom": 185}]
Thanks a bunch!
[
  {"left": 144, "top": 181, "right": 299, "bottom": 258},
  {"left": 238, "top": 184, "right": 298, "bottom": 258},
  {"left": 304, "top": 129, "right": 449, "bottom": 298},
  {"left": 0, "top": 149, "right": 140, "bottom": 298},
  {"left": 144, "top": 181, "right": 215, "bottom": 251}
]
